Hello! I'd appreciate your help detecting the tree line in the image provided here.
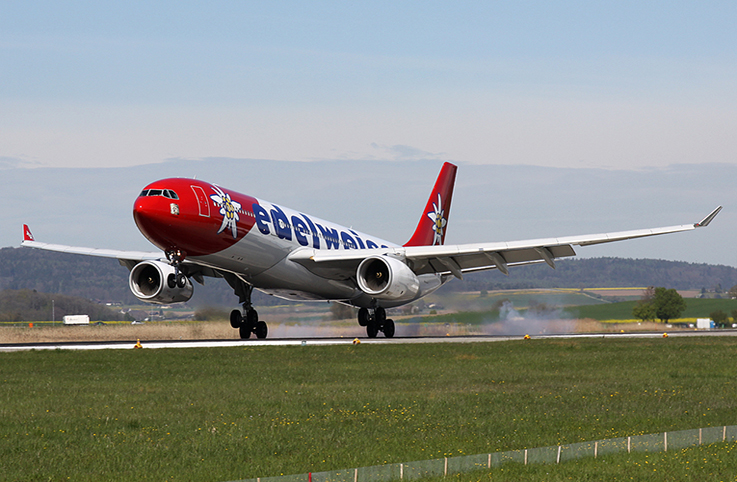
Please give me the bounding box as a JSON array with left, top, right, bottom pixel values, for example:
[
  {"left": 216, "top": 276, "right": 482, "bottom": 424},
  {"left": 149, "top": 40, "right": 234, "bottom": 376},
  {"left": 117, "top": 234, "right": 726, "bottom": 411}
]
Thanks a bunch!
[{"left": 2, "top": 247, "right": 736, "bottom": 309}]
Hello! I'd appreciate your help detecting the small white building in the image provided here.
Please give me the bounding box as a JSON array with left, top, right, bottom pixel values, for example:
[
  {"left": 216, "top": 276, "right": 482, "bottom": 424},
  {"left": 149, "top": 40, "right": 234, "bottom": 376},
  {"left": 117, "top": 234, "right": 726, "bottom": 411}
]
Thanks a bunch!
[{"left": 63, "top": 315, "right": 90, "bottom": 325}]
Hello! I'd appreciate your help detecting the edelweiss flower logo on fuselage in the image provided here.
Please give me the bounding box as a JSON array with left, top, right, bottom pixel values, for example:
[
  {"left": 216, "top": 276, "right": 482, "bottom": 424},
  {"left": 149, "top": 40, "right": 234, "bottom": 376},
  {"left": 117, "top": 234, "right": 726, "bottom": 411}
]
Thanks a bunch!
[
  {"left": 210, "top": 186, "right": 242, "bottom": 238},
  {"left": 427, "top": 193, "right": 446, "bottom": 245}
]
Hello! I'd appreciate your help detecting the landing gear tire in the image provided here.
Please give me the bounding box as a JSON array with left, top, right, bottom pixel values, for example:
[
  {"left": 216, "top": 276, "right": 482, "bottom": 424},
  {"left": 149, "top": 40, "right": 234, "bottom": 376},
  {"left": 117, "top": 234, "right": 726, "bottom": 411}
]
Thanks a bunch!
[
  {"left": 375, "top": 307, "right": 386, "bottom": 325},
  {"left": 239, "top": 324, "right": 252, "bottom": 339},
  {"left": 167, "top": 273, "right": 187, "bottom": 289},
  {"left": 383, "top": 319, "right": 395, "bottom": 338},
  {"left": 358, "top": 308, "right": 370, "bottom": 327},
  {"left": 255, "top": 321, "right": 268, "bottom": 339},
  {"left": 367, "top": 323, "right": 379, "bottom": 338},
  {"left": 230, "top": 310, "right": 242, "bottom": 329},
  {"left": 246, "top": 309, "right": 258, "bottom": 326}
]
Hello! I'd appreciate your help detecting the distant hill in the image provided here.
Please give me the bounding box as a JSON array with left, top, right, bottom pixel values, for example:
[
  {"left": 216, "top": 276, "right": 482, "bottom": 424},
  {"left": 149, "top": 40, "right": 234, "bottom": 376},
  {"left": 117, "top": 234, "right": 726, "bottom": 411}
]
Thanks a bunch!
[
  {"left": 2, "top": 247, "right": 736, "bottom": 307},
  {"left": 0, "top": 247, "right": 282, "bottom": 308},
  {"left": 440, "top": 257, "right": 737, "bottom": 293},
  {"left": 0, "top": 289, "right": 126, "bottom": 322}
]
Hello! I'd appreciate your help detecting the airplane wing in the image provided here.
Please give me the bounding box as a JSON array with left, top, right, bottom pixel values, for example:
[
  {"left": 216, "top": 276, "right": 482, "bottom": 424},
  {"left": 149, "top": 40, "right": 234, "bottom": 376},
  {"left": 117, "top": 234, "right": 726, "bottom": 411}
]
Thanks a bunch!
[
  {"left": 22, "top": 225, "right": 162, "bottom": 265},
  {"left": 289, "top": 206, "right": 723, "bottom": 280},
  {"left": 20, "top": 224, "right": 224, "bottom": 281}
]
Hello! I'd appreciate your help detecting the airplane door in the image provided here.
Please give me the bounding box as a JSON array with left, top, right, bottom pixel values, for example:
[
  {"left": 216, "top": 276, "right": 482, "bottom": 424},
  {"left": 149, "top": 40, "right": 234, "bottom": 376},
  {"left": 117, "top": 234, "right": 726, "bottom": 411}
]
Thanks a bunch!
[{"left": 191, "top": 185, "right": 210, "bottom": 217}]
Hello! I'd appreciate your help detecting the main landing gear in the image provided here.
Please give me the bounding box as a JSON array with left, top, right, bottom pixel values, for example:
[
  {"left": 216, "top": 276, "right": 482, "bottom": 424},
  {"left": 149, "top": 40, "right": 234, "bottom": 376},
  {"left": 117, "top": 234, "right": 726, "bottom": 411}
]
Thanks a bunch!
[
  {"left": 224, "top": 273, "right": 268, "bottom": 339},
  {"left": 357, "top": 307, "right": 395, "bottom": 338},
  {"left": 230, "top": 308, "right": 268, "bottom": 339}
]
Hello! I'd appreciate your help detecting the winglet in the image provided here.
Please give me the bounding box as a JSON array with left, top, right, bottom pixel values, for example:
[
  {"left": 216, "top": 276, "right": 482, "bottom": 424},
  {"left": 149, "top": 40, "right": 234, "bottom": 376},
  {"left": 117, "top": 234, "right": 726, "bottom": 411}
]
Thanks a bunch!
[
  {"left": 695, "top": 206, "right": 722, "bottom": 227},
  {"left": 23, "top": 224, "right": 35, "bottom": 242}
]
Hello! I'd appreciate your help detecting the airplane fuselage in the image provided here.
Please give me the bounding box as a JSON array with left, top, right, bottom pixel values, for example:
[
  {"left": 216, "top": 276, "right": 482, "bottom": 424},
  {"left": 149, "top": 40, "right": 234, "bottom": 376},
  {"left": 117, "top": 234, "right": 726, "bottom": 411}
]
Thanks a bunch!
[{"left": 133, "top": 178, "right": 447, "bottom": 307}]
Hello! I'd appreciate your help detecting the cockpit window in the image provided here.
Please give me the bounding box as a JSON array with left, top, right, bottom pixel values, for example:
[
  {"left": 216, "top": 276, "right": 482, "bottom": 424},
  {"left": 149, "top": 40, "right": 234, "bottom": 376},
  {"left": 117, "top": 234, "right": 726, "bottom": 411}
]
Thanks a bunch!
[{"left": 139, "top": 189, "right": 179, "bottom": 200}]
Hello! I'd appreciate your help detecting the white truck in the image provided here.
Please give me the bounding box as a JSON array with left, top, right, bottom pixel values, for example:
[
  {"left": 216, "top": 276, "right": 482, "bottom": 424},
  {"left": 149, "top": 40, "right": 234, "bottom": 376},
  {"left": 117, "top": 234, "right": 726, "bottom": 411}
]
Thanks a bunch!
[
  {"left": 63, "top": 315, "right": 90, "bottom": 325},
  {"left": 696, "top": 318, "right": 715, "bottom": 330}
]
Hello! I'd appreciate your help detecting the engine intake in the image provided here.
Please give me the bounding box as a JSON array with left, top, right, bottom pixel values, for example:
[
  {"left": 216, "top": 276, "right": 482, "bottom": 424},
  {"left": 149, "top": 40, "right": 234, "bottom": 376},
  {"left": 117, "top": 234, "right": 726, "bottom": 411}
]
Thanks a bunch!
[
  {"left": 129, "top": 260, "right": 193, "bottom": 304},
  {"left": 357, "top": 256, "right": 420, "bottom": 302}
]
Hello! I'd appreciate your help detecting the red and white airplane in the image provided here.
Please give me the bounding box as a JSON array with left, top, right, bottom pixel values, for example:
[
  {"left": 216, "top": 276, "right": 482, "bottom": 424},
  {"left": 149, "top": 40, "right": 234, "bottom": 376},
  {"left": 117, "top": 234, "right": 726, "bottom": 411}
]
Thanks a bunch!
[{"left": 22, "top": 162, "right": 721, "bottom": 339}]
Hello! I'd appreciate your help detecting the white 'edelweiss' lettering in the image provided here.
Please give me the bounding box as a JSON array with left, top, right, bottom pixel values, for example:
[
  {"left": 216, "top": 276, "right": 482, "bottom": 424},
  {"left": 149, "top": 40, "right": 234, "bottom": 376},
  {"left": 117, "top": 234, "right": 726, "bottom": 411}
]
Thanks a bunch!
[{"left": 251, "top": 202, "right": 386, "bottom": 250}]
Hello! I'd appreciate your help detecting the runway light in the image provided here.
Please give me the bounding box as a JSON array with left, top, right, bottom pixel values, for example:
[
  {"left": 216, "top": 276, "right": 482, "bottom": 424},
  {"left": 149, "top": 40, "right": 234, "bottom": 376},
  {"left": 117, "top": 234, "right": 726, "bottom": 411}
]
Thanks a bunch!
[
  {"left": 352, "top": 338, "right": 361, "bottom": 344},
  {"left": 662, "top": 333, "right": 668, "bottom": 338},
  {"left": 134, "top": 339, "right": 143, "bottom": 349},
  {"left": 524, "top": 334, "right": 531, "bottom": 340}
]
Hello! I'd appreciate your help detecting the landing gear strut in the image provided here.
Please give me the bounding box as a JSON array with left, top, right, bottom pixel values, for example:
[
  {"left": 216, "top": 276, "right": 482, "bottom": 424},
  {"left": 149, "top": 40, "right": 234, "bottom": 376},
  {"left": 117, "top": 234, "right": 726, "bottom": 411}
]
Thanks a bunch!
[
  {"left": 224, "top": 273, "right": 268, "bottom": 339},
  {"left": 358, "top": 307, "right": 395, "bottom": 338}
]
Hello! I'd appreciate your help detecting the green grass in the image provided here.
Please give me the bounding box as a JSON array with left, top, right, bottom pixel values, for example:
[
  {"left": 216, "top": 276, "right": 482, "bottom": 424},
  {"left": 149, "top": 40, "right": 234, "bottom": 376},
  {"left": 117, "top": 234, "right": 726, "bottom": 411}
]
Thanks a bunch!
[
  {"left": 568, "top": 298, "right": 737, "bottom": 321},
  {"left": 2, "top": 338, "right": 737, "bottom": 481}
]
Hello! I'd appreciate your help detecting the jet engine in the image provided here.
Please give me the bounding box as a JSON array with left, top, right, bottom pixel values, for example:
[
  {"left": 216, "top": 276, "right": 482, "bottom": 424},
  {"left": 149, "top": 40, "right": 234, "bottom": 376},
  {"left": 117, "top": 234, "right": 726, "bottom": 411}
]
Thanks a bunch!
[
  {"left": 129, "top": 260, "right": 194, "bottom": 304},
  {"left": 356, "top": 255, "right": 420, "bottom": 302}
]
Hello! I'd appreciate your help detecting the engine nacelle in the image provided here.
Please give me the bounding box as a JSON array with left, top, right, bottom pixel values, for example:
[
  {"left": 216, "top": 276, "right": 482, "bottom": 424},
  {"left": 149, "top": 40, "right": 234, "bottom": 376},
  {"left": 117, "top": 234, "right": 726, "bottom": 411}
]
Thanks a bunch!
[
  {"left": 129, "top": 260, "right": 194, "bottom": 304},
  {"left": 357, "top": 255, "right": 420, "bottom": 302}
]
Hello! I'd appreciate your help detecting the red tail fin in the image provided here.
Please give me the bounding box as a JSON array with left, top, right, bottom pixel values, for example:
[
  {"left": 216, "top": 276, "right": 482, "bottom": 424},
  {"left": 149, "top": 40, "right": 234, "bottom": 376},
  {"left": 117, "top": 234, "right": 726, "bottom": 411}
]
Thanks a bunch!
[
  {"left": 23, "top": 224, "right": 35, "bottom": 242},
  {"left": 404, "top": 162, "right": 457, "bottom": 246}
]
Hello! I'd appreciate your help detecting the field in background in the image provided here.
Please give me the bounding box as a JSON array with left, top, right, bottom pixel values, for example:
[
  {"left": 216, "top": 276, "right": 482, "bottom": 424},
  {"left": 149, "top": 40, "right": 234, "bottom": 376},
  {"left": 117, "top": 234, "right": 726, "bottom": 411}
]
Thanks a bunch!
[
  {"left": 2, "top": 288, "right": 735, "bottom": 344},
  {"left": 2, "top": 337, "right": 736, "bottom": 481}
]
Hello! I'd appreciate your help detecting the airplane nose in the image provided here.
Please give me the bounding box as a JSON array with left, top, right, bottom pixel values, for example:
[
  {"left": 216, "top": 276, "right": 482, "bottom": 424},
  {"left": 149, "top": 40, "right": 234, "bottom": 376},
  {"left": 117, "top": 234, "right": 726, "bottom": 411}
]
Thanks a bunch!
[{"left": 133, "top": 196, "right": 175, "bottom": 251}]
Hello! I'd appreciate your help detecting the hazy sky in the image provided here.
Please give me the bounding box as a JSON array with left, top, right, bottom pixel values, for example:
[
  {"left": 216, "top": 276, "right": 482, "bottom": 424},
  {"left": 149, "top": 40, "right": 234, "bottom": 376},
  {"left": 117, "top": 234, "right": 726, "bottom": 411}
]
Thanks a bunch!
[{"left": 2, "top": 2, "right": 736, "bottom": 170}]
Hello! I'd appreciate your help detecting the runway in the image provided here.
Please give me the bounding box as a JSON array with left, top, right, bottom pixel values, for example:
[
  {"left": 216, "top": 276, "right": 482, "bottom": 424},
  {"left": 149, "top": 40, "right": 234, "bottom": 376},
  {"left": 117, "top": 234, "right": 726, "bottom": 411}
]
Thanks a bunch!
[{"left": 2, "top": 329, "right": 736, "bottom": 352}]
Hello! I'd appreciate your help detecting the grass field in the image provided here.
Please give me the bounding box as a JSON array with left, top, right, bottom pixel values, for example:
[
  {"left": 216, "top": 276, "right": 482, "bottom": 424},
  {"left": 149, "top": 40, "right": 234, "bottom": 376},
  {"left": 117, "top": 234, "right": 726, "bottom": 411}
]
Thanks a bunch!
[
  {"left": 2, "top": 337, "right": 737, "bottom": 481},
  {"left": 568, "top": 298, "right": 737, "bottom": 322}
]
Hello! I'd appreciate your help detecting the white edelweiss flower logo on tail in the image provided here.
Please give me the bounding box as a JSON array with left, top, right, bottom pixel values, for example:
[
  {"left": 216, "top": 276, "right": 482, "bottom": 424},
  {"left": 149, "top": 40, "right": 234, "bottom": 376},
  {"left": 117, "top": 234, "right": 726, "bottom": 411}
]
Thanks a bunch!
[
  {"left": 427, "top": 193, "right": 447, "bottom": 245},
  {"left": 210, "top": 186, "right": 242, "bottom": 238}
]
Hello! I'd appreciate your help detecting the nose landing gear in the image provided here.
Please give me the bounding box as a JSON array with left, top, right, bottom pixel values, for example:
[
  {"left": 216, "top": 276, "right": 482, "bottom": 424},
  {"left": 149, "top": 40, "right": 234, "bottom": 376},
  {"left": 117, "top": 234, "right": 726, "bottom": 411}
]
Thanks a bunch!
[{"left": 358, "top": 307, "right": 395, "bottom": 338}]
